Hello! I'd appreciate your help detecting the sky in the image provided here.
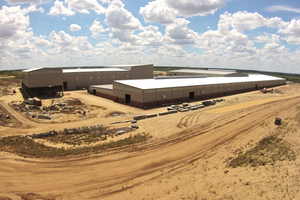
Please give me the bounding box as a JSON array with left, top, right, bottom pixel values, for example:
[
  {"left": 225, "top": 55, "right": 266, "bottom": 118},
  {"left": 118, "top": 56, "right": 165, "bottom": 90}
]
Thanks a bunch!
[{"left": 1, "top": 0, "right": 300, "bottom": 73}]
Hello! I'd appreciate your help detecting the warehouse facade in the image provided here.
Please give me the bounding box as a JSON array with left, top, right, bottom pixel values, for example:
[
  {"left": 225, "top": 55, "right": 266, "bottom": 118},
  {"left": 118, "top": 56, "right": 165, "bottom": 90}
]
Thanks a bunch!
[
  {"left": 89, "top": 74, "right": 286, "bottom": 109},
  {"left": 22, "top": 68, "right": 64, "bottom": 97},
  {"left": 22, "top": 64, "right": 153, "bottom": 96}
]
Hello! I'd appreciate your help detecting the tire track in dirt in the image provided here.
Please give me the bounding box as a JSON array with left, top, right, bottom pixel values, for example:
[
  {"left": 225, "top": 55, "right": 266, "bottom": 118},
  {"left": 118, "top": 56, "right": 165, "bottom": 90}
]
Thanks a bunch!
[{"left": 1, "top": 95, "right": 299, "bottom": 199}]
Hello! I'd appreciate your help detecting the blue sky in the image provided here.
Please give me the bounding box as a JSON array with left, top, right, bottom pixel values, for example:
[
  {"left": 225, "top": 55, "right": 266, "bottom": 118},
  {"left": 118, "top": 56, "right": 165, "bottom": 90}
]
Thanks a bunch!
[{"left": 1, "top": 0, "right": 300, "bottom": 73}]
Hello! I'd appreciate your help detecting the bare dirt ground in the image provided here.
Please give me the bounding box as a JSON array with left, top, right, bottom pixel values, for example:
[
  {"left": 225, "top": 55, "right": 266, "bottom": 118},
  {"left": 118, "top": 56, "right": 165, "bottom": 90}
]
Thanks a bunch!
[{"left": 1, "top": 84, "right": 300, "bottom": 200}]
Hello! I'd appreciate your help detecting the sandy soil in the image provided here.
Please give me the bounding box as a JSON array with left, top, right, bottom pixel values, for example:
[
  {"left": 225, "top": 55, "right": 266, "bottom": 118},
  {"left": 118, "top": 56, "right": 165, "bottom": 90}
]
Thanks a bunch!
[{"left": 1, "top": 84, "right": 300, "bottom": 199}]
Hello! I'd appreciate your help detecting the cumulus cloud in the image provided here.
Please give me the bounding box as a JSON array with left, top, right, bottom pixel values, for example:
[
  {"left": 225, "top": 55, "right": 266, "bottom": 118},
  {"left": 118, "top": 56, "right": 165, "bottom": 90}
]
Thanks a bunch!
[
  {"left": 69, "top": 24, "right": 82, "bottom": 31},
  {"left": 9, "top": 39, "right": 34, "bottom": 54},
  {"left": 105, "top": 0, "right": 141, "bottom": 30},
  {"left": 0, "top": 6, "right": 30, "bottom": 39},
  {"left": 278, "top": 19, "right": 300, "bottom": 45},
  {"left": 90, "top": 20, "right": 109, "bottom": 38},
  {"left": 138, "top": 25, "right": 164, "bottom": 47},
  {"left": 265, "top": 5, "right": 300, "bottom": 14},
  {"left": 65, "top": 0, "right": 106, "bottom": 14},
  {"left": 34, "top": 35, "right": 52, "bottom": 47},
  {"left": 253, "top": 34, "right": 281, "bottom": 44},
  {"left": 4, "top": 0, "right": 41, "bottom": 4},
  {"left": 22, "top": 5, "right": 44, "bottom": 14},
  {"left": 139, "top": 0, "right": 176, "bottom": 24},
  {"left": 49, "top": 30, "right": 93, "bottom": 53},
  {"left": 109, "top": 29, "right": 138, "bottom": 43},
  {"left": 140, "top": 0, "right": 225, "bottom": 24},
  {"left": 165, "top": 0, "right": 225, "bottom": 17},
  {"left": 218, "top": 11, "right": 284, "bottom": 34},
  {"left": 165, "top": 18, "right": 198, "bottom": 45},
  {"left": 48, "top": 0, "right": 75, "bottom": 16}
]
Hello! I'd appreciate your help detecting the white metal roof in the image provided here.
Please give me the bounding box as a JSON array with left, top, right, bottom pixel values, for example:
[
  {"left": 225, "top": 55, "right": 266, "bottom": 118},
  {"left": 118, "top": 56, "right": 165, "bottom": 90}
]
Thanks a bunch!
[
  {"left": 104, "top": 64, "right": 151, "bottom": 67},
  {"left": 22, "top": 67, "right": 62, "bottom": 73},
  {"left": 168, "top": 69, "right": 236, "bottom": 75},
  {"left": 22, "top": 67, "right": 45, "bottom": 72},
  {"left": 114, "top": 74, "right": 285, "bottom": 90},
  {"left": 62, "top": 68, "right": 128, "bottom": 73},
  {"left": 90, "top": 84, "right": 113, "bottom": 90}
]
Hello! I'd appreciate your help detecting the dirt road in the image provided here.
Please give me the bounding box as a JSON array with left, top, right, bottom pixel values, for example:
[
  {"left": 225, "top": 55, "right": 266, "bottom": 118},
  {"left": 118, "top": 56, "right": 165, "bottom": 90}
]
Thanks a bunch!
[{"left": 0, "top": 85, "right": 300, "bottom": 199}]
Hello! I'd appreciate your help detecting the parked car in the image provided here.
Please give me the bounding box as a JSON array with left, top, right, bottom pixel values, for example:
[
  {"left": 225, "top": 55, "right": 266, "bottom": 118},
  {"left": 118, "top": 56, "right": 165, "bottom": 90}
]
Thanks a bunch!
[{"left": 167, "top": 105, "right": 178, "bottom": 110}]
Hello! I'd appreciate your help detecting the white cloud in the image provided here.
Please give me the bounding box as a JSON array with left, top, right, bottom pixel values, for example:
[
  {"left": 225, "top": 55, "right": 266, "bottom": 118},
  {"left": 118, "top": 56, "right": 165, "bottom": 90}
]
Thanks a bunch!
[
  {"left": 69, "top": 24, "right": 82, "bottom": 31},
  {"left": 22, "top": 5, "right": 44, "bottom": 14},
  {"left": 265, "top": 5, "right": 300, "bottom": 14},
  {"left": 278, "top": 19, "right": 300, "bottom": 45},
  {"left": 105, "top": 0, "right": 141, "bottom": 30},
  {"left": 90, "top": 20, "right": 109, "bottom": 38},
  {"left": 263, "top": 43, "right": 287, "bottom": 54},
  {"left": 4, "top": 0, "right": 41, "bottom": 4},
  {"left": 77, "top": 36, "right": 93, "bottom": 50},
  {"left": 138, "top": 25, "right": 164, "bottom": 47},
  {"left": 48, "top": 0, "right": 75, "bottom": 16},
  {"left": 0, "top": 6, "right": 30, "bottom": 40},
  {"left": 33, "top": 35, "right": 52, "bottom": 47},
  {"left": 9, "top": 39, "right": 34, "bottom": 54},
  {"left": 109, "top": 29, "right": 138, "bottom": 43},
  {"left": 165, "top": 0, "right": 225, "bottom": 17},
  {"left": 140, "top": 0, "right": 225, "bottom": 24},
  {"left": 65, "top": 0, "right": 106, "bottom": 15},
  {"left": 139, "top": 0, "right": 176, "bottom": 24},
  {"left": 253, "top": 34, "right": 280, "bottom": 44},
  {"left": 165, "top": 18, "right": 198, "bottom": 45},
  {"left": 218, "top": 11, "right": 283, "bottom": 33},
  {"left": 49, "top": 30, "right": 93, "bottom": 53}
]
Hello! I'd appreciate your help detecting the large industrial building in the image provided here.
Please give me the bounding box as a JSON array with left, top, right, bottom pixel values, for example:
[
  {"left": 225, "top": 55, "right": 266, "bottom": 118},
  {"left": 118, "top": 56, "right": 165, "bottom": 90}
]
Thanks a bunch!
[
  {"left": 21, "top": 64, "right": 153, "bottom": 96},
  {"left": 89, "top": 74, "right": 286, "bottom": 109},
  {"left": 22, "top": 65, "right": 286, "bottom": 109}
]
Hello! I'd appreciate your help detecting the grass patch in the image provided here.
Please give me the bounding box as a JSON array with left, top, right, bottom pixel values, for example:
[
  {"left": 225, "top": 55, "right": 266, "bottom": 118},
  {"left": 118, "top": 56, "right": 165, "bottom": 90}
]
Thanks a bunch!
[
  {"left": 44, "top": 127, "right": 135, "bottom": 145},
  {"left": 45, "top": 133, "right": 108, "bottom": 145},
  {"left": 228, "top": 135, "right": 296, "bottom": 168},
  {"left": 227, "top": 119, "right": 297, "bottom": 168},
  {"left": 0, "top": 132, "right": 151, "bottom": 158}
]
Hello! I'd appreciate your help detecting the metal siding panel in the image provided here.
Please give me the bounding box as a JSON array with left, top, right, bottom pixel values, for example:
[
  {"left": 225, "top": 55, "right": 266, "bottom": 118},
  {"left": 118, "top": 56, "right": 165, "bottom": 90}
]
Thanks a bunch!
[
  {"left": 84, "top": 72, "right": 95, "bottom": 87},
  {"left": 102, "top": 72, "right": 109, "bottom": 84},
  {"left": 172, "top": 87, "right": 184, "bottom": 98},
  {"left": 203, "top": 85, "right": 212, "bottom": 94},
  {"left": 63, "top": 73, "right": 76, "bottom": 90},
  {"left": 75, "top": 73, "right": 85, "bottom": 89},
  {"left": 27, "top": 70, "right": 62, "bottom": 88},
  {"left": 94, "top": 72, "right": 103, "bottom": 85},
  {"left": 156, "top": 88, "right": 172, "bottom": 100}
]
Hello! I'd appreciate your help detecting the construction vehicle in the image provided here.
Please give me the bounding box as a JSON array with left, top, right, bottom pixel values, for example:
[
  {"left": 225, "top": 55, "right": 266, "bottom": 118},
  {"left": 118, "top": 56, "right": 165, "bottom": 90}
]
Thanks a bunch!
[
  {"left": 261, "top": 88, "right": 273, "bottom": 94},
  {"left": 275, "top": 117, "right": 281, "bottom": 125}
]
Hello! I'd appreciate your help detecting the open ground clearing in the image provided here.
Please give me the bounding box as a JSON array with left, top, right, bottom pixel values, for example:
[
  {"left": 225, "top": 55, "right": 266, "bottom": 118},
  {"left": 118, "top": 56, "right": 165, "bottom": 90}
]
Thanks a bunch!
[{"left": 0, "top": 84, "right": 300, "bottom": 199}]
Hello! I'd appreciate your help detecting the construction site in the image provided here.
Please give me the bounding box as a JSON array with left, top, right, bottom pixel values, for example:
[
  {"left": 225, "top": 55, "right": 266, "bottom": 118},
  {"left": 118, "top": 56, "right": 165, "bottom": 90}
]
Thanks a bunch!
[{"left": 0, "top": 67, "right": 300, "bottom": 200}]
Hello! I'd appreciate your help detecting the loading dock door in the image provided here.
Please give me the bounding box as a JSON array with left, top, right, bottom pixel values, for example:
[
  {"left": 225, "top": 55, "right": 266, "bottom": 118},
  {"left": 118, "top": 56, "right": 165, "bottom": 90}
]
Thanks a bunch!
[
  {"left": 125, "top": 94, "right": 131, "bottom": 104},
  {"left": 189, "top": 92, "right": 195, "bottom": 100},
  {"left": 63, "top": 82, "right": 68, "bottom": 91}
]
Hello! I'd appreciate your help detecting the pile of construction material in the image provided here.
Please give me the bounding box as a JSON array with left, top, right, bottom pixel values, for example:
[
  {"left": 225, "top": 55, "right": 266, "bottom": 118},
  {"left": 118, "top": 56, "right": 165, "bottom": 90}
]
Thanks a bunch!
[
  {"left": 127, "top": 99, "right": 226, "bottom": 123},
  {"left": 0, "top": 113, "right": 10, "bottom": 119},
  {"left": 10, "top": 97, "right": 88, "bottom": 121}
]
